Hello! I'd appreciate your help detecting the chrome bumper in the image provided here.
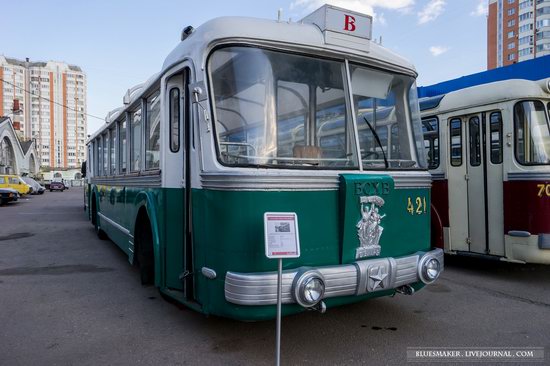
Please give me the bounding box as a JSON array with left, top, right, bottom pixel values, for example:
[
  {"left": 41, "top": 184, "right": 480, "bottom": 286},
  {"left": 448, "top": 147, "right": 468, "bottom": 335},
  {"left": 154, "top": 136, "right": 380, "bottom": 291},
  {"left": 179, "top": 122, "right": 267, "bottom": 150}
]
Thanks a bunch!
[{"left": 224, "top": 248, "right": 444, "bottom": 306}]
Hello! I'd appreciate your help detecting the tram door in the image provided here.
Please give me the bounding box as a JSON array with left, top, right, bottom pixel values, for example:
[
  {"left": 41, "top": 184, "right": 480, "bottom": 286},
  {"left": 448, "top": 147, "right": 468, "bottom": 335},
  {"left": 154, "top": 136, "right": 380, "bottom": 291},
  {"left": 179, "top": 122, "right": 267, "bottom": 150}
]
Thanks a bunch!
[{"left": 447, "top": 112, "right": 504, "bottom": 256}]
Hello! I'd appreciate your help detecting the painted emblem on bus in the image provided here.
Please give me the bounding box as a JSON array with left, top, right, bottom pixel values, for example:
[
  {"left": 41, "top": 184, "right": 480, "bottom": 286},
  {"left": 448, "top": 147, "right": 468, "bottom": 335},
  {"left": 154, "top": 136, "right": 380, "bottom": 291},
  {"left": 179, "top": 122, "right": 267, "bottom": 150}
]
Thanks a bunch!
[{"left": 356, "top": 196, "right": 385, "bottom": 259}]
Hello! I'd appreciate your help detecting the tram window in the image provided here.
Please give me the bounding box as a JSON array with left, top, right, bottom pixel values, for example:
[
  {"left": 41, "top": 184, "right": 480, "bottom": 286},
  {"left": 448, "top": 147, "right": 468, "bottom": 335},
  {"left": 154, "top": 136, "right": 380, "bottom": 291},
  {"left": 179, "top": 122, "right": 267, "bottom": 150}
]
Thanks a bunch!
[
  {"left": 169, "top": 88, "right": 180, "bottom": 152},
  {"left": 422, "top": 117, "right": 439, "bottom": 169},
  {"left": 119, "top": 119, "right": 127, "bottom": 173},
  {"left": 103, "top": 133, "right": 109, "bottom": 175},
  {"left": 110, "top": 127, "right": 117, "bottom": 175},
  {"left": 145, "top": 90, "right": 161, "bottom": 170},
  {"left": 490, "top": 112, "right": 503, "bottom": 164},
  {"left": 514, "top": 100, "right": 550, "bottom": 165},
  {"left": 469, "top": 116, "right": 481, "bottom": 166},
  {"left": 130, "top": 108, "right": 142, "bottom": 172},
  {"left": 450, "top": 118, "right": 462, "bottom": 166}
]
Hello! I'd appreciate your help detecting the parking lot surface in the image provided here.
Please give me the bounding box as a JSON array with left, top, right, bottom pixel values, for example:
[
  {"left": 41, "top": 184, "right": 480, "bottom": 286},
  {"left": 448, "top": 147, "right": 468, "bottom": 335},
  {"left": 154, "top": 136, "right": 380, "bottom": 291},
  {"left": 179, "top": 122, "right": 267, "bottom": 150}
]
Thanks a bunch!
[{"left": 0, "top": 188, "right": 549, "bottom": 365}]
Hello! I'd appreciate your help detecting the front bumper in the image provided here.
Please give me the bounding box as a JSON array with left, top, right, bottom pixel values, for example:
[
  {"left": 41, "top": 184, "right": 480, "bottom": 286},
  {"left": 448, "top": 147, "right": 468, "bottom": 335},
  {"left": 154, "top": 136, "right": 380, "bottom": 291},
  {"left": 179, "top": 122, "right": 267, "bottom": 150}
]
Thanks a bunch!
[{"left": 225, "top": 248, "right": 443, "bottom": 306}]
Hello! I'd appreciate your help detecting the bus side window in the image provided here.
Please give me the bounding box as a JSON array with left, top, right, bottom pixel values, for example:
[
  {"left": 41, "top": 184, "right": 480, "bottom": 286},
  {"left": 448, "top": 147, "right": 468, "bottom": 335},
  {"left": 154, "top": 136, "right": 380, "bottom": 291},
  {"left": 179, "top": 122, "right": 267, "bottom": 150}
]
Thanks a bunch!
[
  {"left": 169, "top": 88, "right": 180, "bottom": 152},
  {"left": 449, "top": 118, "right": 462, "bottom": 166},
  {"left": 469, "top": 116, "right": 481, "bottom": 166},
  {"left": 490, "top": 112, "right": 503, "bottom": 164},
  {"left": 130, "top": 108, "right": 142, "bottom": 172},
  {"left": 422, "top": 117, "right": 439, "bottom": 169}
]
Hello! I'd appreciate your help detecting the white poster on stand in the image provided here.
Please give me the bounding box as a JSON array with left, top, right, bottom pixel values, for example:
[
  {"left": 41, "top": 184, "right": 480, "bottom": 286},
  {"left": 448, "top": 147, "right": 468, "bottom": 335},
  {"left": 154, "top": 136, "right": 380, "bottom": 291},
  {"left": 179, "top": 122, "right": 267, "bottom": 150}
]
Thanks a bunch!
[{"left": 264, "top": 212, "right": 300, "bottom": 259}]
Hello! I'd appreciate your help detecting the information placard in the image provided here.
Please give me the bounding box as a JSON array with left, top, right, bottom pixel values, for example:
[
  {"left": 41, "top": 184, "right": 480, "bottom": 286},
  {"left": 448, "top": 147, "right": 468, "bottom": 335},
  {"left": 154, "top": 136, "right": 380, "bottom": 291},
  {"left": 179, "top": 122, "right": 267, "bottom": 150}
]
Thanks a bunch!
[{"left": 264, "top": 212, "right": 300, "bottom": 259}]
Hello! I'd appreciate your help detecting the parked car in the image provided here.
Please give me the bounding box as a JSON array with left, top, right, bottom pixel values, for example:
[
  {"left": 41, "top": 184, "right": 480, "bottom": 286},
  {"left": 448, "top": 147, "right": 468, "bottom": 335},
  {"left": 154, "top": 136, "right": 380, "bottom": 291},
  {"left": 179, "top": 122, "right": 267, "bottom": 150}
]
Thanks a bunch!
[
  {"left": 0, "top": 175, "right": 32, "bottom": 195},
  {"left": 22, "top": 176, "right": 46, "bottom": 195},
  {"left": 49, "top": 181, "right": 66, "bottom": 192},
  {"left": 0, "top": 188, "right": 19, "bottom": 205}
]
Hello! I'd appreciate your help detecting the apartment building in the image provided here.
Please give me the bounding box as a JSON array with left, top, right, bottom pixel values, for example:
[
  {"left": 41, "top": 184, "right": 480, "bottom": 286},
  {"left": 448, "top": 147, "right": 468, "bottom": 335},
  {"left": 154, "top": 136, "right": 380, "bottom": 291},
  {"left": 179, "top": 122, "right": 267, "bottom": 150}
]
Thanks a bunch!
[
  {"left": 488, "top": 0, "right": 550, "bottom": 69},
  {"left": 0, "top": 56, "right": 87, "bottom": 169}
]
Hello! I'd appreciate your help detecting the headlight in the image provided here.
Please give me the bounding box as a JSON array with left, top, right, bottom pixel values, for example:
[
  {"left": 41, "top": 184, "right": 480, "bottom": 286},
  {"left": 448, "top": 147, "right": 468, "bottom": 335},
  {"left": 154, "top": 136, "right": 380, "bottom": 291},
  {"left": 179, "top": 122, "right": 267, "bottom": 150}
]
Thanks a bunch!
[
  {"left": 293, "top": 270, "right": 325, "bottom": 308},
  {"left": 419, "top": 255, "right": 441, "bottom": 284}
]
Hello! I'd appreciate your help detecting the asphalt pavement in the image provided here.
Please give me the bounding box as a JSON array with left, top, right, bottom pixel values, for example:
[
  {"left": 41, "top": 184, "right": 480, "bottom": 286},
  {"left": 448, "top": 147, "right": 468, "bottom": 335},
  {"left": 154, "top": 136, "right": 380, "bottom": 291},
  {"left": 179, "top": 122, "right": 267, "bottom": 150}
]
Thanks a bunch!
[{"left": 0, "top": 188, "right": 549, "bottom": 365}]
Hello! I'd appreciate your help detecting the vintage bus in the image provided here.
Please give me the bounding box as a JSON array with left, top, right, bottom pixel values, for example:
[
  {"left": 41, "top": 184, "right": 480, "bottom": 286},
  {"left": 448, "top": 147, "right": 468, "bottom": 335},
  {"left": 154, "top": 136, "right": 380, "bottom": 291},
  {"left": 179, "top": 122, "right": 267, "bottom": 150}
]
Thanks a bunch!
[
  {"left": 84, "top": 5, "right": 443, "bottom": 321},
  {"left": 421, "top": 78, "right": 550, "bottom": 264}
]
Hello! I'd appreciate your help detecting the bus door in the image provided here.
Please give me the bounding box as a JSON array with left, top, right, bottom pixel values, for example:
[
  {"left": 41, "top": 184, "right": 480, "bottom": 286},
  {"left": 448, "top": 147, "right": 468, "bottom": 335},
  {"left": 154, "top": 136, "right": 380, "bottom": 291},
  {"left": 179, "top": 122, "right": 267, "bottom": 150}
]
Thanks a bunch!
[
  {"left": 448, "top": 113, "right": 504, "bottom": 256},
  {"left": 164, "top": 70, "right": 193, "bottom": 297}
]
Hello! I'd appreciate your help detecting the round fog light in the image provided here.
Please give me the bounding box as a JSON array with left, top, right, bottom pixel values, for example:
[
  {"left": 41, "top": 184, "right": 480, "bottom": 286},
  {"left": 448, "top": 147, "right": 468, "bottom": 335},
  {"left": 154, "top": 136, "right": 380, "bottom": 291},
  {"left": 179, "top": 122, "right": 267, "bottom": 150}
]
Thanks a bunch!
[
  {"left": 293, "top": 271, "right": 325, "bottom": 308},
  {"left": 419, "top": 256, "right": 441, "bottom": 284}
]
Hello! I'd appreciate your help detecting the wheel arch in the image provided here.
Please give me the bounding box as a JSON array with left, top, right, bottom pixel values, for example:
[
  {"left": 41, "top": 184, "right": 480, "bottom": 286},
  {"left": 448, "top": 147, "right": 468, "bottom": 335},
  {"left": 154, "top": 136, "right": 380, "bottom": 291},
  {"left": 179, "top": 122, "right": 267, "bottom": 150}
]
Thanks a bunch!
[{"left": 132, "top": 191, "right": 162, "bottom": 287}]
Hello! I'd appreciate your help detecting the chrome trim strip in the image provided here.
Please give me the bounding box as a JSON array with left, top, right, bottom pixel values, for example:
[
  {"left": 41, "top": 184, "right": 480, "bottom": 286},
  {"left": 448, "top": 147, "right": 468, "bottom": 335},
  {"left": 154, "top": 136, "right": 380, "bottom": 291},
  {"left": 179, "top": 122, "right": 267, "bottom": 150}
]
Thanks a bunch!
[
  {"left": 91, "top": 174, "right": 161, "bottom": 188},
  {"left": 508, "top": 230, "right": 531, "bottom": 238},
  {"left": 507, "top": 172, "right": 550, "bottom": 181},
  {"left": 98, "top": 212, "right": 130, "bottom": 236},
  {"left": 201, "top": 171, "right": 431, "bottom": 191},
  {"left": 430, "top": 172, "right": 445, "bottom": 181},
  {"left": 225, "top": 248, "right": 443, "bottom": 306}
]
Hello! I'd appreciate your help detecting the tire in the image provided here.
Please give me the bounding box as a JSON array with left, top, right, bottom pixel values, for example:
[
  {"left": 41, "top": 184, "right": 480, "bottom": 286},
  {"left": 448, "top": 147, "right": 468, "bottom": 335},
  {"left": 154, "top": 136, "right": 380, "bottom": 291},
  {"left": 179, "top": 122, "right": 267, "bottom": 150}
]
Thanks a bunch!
[
  {"left": 50, "top": 189, "right": 53, "bottom": 192},
  {"left": 136, "top": 217, "right": 154, "bottom": 286},
  {"left": 91, "top": 196, "right": 108, "bottom": 240}
]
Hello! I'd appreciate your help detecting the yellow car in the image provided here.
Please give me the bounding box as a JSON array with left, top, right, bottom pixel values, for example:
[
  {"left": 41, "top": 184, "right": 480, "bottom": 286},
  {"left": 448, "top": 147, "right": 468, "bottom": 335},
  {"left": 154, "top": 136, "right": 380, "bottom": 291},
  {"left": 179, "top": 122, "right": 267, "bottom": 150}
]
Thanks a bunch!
[{"left": 0, "top": 175, "right": 32, "bottom": 195}]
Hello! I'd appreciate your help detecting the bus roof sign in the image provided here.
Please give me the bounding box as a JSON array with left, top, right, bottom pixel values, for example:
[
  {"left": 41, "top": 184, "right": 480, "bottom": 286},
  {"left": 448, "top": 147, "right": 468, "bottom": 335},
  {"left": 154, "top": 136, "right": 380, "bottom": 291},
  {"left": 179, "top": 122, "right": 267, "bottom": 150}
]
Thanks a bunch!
[{"left": 301, "top": 5, "right": 372, "bottom": 50}]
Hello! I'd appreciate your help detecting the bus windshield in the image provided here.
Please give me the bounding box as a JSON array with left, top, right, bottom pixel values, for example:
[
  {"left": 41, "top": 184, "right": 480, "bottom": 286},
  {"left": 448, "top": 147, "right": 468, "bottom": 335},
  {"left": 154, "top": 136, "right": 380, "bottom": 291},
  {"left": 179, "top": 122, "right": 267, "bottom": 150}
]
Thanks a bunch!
[
  {"left": 209, "top": 46, "right": 423, "bottom": 169},
  {"left": 514, "top": 100, "right": 550, "bottom": 165}
]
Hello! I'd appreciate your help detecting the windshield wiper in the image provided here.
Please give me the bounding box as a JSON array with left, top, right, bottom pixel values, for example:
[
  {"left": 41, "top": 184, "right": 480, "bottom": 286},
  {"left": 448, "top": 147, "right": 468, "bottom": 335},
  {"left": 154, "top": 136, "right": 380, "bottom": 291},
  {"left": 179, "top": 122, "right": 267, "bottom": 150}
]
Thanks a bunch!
[{"left": 362, "top": 116, "right": 389, "bottom": 169}]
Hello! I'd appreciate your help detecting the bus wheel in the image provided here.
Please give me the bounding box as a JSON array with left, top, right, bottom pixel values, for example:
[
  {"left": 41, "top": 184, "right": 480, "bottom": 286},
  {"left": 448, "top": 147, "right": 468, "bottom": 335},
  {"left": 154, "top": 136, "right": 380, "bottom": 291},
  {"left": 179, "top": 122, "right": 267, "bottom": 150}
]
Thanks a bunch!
[
  {"left": 135, "top": 214, "right": 154, "bottom": 286},
  {"left": 91, "top": 195, "right": 107, "bottom": 240}
]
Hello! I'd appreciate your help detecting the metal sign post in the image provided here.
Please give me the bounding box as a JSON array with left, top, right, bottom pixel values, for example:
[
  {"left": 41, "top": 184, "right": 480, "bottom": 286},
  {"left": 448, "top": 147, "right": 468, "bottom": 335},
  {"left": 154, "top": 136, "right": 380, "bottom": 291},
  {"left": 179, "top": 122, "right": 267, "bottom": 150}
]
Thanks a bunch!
[
  {"left": 276, "top": 257, "right": 282, "bottom": 366},
  {"left": 264, "top": 212, "right": 300, "bottom": 366}
]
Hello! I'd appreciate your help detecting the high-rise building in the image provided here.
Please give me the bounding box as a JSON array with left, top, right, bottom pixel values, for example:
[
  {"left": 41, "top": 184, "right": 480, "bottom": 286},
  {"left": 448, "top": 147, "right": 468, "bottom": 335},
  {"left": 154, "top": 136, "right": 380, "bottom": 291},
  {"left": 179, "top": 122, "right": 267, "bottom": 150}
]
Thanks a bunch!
[
  {"left": 488, "top": 0, "right": 550, "bottom": 69},
  {"left": 0, "top": 56, "right": 87, "bottom": 169}
]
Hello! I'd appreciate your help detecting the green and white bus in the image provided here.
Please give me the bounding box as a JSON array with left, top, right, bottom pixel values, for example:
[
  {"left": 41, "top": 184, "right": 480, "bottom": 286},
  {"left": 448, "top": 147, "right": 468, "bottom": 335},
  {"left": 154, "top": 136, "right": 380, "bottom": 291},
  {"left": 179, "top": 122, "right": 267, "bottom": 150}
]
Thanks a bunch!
[{"left": 85, "top": 5, "right": 443, "bottom": 321}]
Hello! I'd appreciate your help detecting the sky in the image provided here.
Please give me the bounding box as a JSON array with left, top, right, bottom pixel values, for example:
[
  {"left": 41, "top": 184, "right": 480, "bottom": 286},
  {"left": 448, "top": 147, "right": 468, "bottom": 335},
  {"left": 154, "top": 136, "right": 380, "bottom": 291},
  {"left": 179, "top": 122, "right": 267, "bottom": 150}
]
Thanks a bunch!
[{"left": 1, "top": 0, "right": 488, "bottom": 134}]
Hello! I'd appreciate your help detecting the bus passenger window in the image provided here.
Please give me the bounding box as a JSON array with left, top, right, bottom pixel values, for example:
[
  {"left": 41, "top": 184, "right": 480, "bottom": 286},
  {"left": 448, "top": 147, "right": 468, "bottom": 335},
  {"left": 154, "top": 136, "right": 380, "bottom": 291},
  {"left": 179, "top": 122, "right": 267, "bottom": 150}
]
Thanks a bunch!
[
  {"left": 514, "top": 100, "right": 550, "bottom": 165},
  {"left": 103, "top": 133, "right": 109, "bottom": 175},
  {"left": 422, "top": 117, "right": 439, "bottom": 169},
  {"left": 450, "top": 118, "right": 462, "bottom": 166},
  {"left": 169, "top": 88, "right": 180, "bottom": 152},
  {"left": 119, "top": 119, "right": 127, "bottom": 173},
  {"left": 130, "top": 108, "right": 142, "bottom": 172},
  {"left": 110, "top": 127, "right": 117, "bottom": 175},
  {"left": 145, "top": 91, "right": 161, "bottom": 170},
  {"left": 97, "top": 138, "right": 103, "bottom": 176},
  {"left": 469, "top": 116, "right": 481, "bottom": 166},
  {"left": 490, "top": 112, "right": 503, "bottom": 164}
]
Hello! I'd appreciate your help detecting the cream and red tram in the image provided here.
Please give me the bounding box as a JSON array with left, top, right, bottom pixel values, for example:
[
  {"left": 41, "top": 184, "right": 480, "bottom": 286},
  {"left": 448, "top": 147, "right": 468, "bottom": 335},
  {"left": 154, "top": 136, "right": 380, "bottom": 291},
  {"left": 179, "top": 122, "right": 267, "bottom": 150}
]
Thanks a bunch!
[{"left": 421, "top": 78, "right": 550, "bottom": 264}]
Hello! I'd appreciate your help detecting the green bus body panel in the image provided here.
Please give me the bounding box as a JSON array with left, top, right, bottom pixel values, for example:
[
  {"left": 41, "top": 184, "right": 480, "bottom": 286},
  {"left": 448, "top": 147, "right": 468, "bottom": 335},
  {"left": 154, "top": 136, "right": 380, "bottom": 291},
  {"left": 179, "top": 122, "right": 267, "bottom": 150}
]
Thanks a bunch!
[
  {"left": 86, "top": 174, "right": 430, "bottom": 321},
  {"left": 191, "top": 179, "right": 430, "bottom": 320}
]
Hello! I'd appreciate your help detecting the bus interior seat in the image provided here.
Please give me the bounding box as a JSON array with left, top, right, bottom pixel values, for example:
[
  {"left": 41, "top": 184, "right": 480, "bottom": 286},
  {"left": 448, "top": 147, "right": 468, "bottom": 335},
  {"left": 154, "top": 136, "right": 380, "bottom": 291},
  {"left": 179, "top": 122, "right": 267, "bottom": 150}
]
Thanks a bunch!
[{"left": 293, "top": 145, "right": 322, "bottom": 159}]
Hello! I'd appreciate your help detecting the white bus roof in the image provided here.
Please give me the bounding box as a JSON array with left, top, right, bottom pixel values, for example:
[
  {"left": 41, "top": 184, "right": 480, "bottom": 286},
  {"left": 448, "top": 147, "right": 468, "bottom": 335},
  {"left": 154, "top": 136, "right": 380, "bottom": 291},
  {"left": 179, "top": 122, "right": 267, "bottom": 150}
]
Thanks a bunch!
[
  {"left": 420, "top": 78, "right": 550, "bottom": 115},
  {"left": 89, "top": 12, "right": 416, "bottom": 143}
]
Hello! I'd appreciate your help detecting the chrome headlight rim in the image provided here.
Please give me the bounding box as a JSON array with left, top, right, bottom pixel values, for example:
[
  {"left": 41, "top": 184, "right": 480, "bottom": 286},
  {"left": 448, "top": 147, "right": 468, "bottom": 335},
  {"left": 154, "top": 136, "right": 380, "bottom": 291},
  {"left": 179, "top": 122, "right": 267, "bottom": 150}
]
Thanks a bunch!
[
  {"left": 418, "top": 254, "right": 441, "bottom": 284},
  {"left": 292, "top": 269, "right": 326, "bottom": 308}
]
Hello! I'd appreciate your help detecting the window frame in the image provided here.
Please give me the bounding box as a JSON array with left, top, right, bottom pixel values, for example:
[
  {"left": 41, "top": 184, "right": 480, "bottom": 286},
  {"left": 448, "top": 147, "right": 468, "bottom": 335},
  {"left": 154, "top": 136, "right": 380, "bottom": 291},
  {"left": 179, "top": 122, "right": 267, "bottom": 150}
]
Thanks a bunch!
[
  {"left": 169, "top": 87, "right": 181, "bottom": 153},
  {"left": 449, "top": 117, "right": 463, "bottom": 167},
  {"left": 144, "top": 89, "right": 161, "bottom": 171},
  {"left": 489, "top": 111, "right": 503, "bottom": 164},
  {"left": 129, "top": 105, "right": 143, "bottom": 173},
  {"left": 468, "top": 116, "right": 482, "bottom": 167},
  {"left": 513, "top": 99, "right": 550, "bottom": 166},
  {"left": 421, "top": 116, "right": 440, "bottom": 170}
]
